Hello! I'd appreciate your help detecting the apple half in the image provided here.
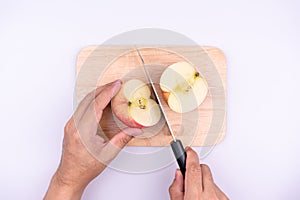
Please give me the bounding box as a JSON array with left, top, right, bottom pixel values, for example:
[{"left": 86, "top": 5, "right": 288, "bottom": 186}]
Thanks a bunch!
[
  {"left": 159, "top": 61, "right": 208, "bottom": 113},
  {"left": 111, "top": 79, "right": 161, "bottom": 128}
]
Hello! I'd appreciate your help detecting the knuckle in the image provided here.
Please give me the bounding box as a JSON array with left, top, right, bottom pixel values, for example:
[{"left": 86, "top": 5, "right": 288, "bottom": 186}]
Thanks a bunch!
[
  {"left": 189, "top": 163, "right": 202, "bottom": 174},
  {"left": 73, "top": 131, "right": 81, "bottom": 141},
  {"left": 63, "top": 119, "right": 82, "bottom": 144},
  {"left": 64, "top": 119, "right": 74, "bottom": 133},
  {"left": 168, "top": 185, "right": 174, "bottom": 193},
  {"left": 168, "top": 184, "right": 179, "bottom": 197},
  {"left": 118, "top": 135, "right": 130, "bottom": 146},
  {"left": 200, "top": 164, "right": 210, "bottom": 171}
]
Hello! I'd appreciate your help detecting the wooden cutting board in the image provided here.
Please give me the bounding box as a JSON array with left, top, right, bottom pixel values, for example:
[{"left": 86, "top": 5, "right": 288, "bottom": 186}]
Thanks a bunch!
[{"left": 76, "top": 46, "right": 226, "bottom": 147}]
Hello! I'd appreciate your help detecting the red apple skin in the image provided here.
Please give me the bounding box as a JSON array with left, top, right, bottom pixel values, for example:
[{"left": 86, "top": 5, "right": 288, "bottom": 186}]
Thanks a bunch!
[
  {"left": 111, "top": 87, "right": 144, "bottom": 128},
  {"left": 162, "top": 91, "right": 170, "bottom": 104}
]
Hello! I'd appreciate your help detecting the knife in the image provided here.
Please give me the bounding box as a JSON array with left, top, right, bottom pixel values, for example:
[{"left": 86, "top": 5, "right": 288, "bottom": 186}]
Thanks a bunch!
[{"left": 136, "top": 48, "right": 187, "bottom": 178}]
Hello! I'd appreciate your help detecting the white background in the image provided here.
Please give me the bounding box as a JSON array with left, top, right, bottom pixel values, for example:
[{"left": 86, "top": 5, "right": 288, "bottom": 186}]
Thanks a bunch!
[{"left": 1, "top": 0, "right": 300, "bottom": 199}]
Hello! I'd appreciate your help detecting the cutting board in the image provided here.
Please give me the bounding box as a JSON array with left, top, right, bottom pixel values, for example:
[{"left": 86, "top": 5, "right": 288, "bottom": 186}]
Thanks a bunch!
[{"left": 76, "top": 46, "right": 226, "bottom": 146}]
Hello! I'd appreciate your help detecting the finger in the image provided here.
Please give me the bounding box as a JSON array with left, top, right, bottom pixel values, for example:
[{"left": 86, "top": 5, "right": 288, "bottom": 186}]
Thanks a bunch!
[
  {"left": 184, "top": 147, "right": 202, "bottom": 198},
  {"left": 92, "top": 79, "right": 121, "bottom": 120},
  {"left": 76, "top": 80, "right": 121, "bottom": 138},
  {"left": 169, "top": 169, "right": 184, "bottom": 200},
  {"left": 73, "top": 86, "right": 104, "bottom": 121},
  {"left": 73, "top": 80, "right": 120, "bottom": 122},
  {"left": 99, "top": 128, "right": 143, "bottom": 165},
  {"left": 201, "top": 164, "right": 215, "bottom": 193}
]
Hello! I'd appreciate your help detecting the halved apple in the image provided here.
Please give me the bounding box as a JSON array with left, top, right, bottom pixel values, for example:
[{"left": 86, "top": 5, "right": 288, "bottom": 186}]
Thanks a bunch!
[
  {"left": 111, "top": 79, "right": 161, "bottom": 128},
  {"left": 159, "top": 61, "right": 208, "bottom": 113}
]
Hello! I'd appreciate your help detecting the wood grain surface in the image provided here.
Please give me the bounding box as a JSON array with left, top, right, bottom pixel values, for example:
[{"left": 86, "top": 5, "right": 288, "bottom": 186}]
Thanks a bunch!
[{"left": 76, "top": 46, "right": 226, "bottom": 146}]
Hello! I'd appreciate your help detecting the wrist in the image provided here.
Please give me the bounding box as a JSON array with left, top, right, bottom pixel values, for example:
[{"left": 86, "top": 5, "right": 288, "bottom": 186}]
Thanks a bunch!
[{"left": 44, "top": 173, "right": 86, "bottom": 200}]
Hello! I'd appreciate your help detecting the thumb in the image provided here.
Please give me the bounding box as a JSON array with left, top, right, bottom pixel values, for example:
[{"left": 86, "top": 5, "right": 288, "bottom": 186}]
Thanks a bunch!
[
  {"left": 99, "top": 128, "right": 143, "bottom": 165},
  {"left": 109, "top": 128, "right": 143, "bottom": 149},
  {"left": 169, "top": 169, "right": 184, "bottom": 200}
]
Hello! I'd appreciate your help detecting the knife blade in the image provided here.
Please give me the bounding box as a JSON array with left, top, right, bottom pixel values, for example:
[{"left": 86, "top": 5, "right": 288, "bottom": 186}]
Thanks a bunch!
[{"left": 136, "top": 48, "right": 187, "bottom": 178}]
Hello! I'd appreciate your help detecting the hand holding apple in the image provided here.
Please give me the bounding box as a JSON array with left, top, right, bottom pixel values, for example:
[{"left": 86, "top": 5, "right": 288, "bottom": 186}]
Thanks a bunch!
[{"left": 44, "top": 80, "right": 143, "bottom": 200}]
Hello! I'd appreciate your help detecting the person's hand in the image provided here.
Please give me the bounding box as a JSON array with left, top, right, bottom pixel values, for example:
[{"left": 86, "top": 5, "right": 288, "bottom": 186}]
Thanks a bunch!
[
  {"left": 169, "top": 147, "right": 228, "bottom": 200},
  {"left": 44, "top": 80, "right": 143, "bottom": 200}
]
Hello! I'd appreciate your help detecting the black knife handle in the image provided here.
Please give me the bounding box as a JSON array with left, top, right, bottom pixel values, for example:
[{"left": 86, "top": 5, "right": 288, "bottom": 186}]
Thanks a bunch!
[{"left": 170, "top": 140, "right": 187, "bottom": 179}]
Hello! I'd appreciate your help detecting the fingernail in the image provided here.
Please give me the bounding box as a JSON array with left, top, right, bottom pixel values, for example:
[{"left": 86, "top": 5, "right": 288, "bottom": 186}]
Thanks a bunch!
[
  {"left": 111, "top": 80, "right": 122, "bottom": 97},
  {"left": 175, "top": 169, "right": 181, "bottom": 180},
  {"left": 185, "top": 146, "right": 190, "bottom": 151}
]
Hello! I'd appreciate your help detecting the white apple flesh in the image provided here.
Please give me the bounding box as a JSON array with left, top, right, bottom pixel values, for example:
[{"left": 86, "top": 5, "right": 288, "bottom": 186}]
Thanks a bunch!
[
  {"left": 160, "top": 61, "right": 208, "bottom": 113},
  {"left": 111, "top": 79, "right": 161, "bottom": 128}
]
